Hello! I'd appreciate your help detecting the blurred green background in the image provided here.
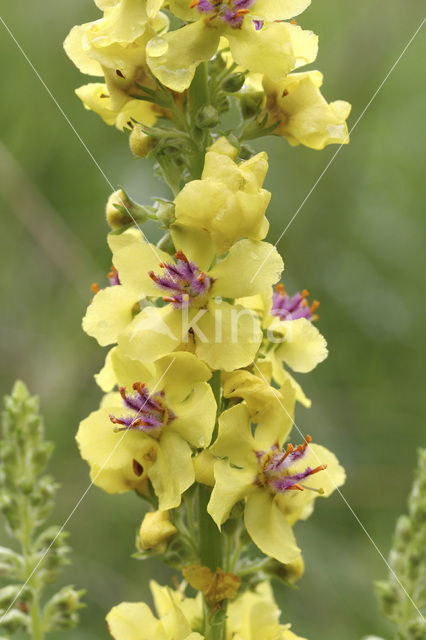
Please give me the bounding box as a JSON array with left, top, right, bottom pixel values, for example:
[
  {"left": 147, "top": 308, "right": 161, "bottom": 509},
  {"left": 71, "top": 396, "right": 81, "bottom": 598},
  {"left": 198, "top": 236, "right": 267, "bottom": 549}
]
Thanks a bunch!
[{"left": 0, "top": 1, "right": 425, "bottom": 638}]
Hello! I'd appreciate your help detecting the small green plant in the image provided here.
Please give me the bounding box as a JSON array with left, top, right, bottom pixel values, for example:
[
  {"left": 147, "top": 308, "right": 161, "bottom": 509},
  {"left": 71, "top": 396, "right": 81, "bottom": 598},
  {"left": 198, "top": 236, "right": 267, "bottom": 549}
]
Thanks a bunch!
[
  {"left": 372, "top": 449, "right": 426, "bottom": 640},
  {"left": 0, "top": 381, "right": 84, "bottom": 639}
]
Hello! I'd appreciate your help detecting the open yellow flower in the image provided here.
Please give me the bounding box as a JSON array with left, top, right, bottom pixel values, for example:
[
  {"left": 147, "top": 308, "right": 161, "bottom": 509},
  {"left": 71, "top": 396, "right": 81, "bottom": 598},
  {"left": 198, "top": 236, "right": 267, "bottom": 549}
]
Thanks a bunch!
[
  {"left": 64, "top": 4, "right": 168, "bottom": 120},
  {"left": 111, "top": 226, "right": 283, "bottom": 371},
  {"left": 107, "top": 581, "right": 203, "bottom": 640},
  {"left": 75, "top": 82, "right": 159, "bottom": 130},
  {"left": 174, "top": 138, "right": 270, "bottom": 254},
  {"left": 146, "top": 1, "right": 313, "bottom": 92},
  {"left": 227, "top": 581, "right": 307, "bottom": 640},
  {"left": 238, "top": 285, "right": 328, "bottom": 407},
  {"left": 82, "top": 230, "right": 143, "bottom": 348},
  {"left": 208, "top": 403, "right": 345, "bottom": 564},
  {"left": 222, "top": 370, "right": 296, "bottom": 444},
  {"left": 263, "top": 71, "right": 351, "bottom": 149},
  {"left": 76, "top": 351, "right": 217, "bottom": 509}
]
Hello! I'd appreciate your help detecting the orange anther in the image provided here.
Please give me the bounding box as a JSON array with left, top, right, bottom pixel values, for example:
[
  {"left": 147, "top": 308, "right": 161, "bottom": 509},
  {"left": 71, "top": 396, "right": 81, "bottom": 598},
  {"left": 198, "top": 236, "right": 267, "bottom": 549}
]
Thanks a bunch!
[
  {"left": 175, "top": 250, "right": 189, "bottom": 263},
  {"left": 90, "top": 283, "right": 100, "bottom": 294},
  {"left": 149, "top": 271, "right": 160, "bottom": 284},
  {"left": 288, "top": 483, "right": 304, "bottom": 491},
  {"left": 132, "top": 382, "right": 145, "bottom": 393},
  {"left": 190, "top": 0, "right": 198, "bottom": 7},
  {"left": 309, "top": 464, "right": 327, "bottom": 475},
  {"left": 302, "top": 289, "right": 309, "bottom": 298}
]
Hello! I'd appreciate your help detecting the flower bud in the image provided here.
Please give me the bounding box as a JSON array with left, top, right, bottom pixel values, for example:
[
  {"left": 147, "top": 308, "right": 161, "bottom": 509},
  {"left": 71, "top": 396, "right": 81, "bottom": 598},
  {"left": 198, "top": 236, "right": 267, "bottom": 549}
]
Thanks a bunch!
[
  {"left": 106, "top": 189, "right": 149, "bottom": 230},
  {"left": 0, "top": 547, "right": 24, "bottom": 578},
  {"left": 138, "top": 511, "right": 177, "bottom": 553},
  {"left": 129, "top": 124, "right": 154, "bottom": 157},
  {"left": 195, "top": 105, "right": 219, "bottom": 129},
  {"left": 0, "top": 609, "right": 29, "bottom": 634},
  {"left": 156, "top": 201, "right": 175, "bottom": 227},
  {"left": 223, "top": 73, "right": 245, "bottom": 93},
  {"left": 43, "top": 586, "right": 84, "bottom": 632},
  {"left": 407, "top": 616, "right": 426, "bottom": 640},
  {"left": 240, "top": 92, "right": 264, "bottom": 119}
]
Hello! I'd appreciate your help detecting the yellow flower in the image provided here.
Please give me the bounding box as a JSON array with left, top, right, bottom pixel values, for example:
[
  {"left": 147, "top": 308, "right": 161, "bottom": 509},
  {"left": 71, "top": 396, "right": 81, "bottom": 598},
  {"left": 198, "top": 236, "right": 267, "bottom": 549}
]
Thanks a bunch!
[
  {"left": 174, "top": 138, "right": 270, "bottom": 254},
  {"left": 208, "top": 403, "right": 345, "bottom": 563},
  {"left": 238, "top": 286, "right": 328, "bottom": 407},
  {"left": 64, "top": 5, "right": 168, "bottom": 115},
  {"left": 222, "top": 370, "right": 296, "bottom": 444},
  {"left": 138, "top": 510, "right": 177, "bottom": 552},
  {"left": 82, "top": 230, "right": 142, "bottom": 348},
  {"left": 75, "top": 82, "right": 158, "bottom": 130},
  {"left": 110, "top": 226, "right": 283, "bottom": 371},
  {"left": 107, "top": 581, "right": 204, "bottom": 640},
  {"left": 263, "top": 71, "right": 351, "bottom": 149},
  {"left": 146, "top": 1, "right": 314, "bottom": 92},
  {"left": 76, "top": 350, "right": 217, "bottom": 509},
  {"left": 227, "top": 581, "right": 307, "bottom": 640}
]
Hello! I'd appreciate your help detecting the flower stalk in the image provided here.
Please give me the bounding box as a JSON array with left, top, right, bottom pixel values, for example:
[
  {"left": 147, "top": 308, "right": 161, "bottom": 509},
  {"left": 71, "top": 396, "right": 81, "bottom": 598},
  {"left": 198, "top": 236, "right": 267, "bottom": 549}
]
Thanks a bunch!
[
  {"left": 63, "top": 1, "right": 355, "bottom": 637},
  {"left": 0, "top": 382, "right": 84, "bottom": 639}
]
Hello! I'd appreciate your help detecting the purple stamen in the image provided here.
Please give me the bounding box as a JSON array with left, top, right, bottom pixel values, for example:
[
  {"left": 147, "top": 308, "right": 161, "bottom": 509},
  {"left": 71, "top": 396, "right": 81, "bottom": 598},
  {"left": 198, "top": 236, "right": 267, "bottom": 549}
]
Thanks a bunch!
[
  {"left": 108, "top": 266, "right": 121, "bottom": 286},
  {"left": 109, "top": 383, "right": 175, "bottom": 433},
  {"left": 193, "top": 0, "right": 256, "bottom": 29},
  {"left": 271, "top": 285, "right": 320, "bottom": 322},
  {"left": 256, "top": 435, "right": 326, "bottom": 494},
  {"left": 149, "top": 251, "right": 213, "bottom": 309}
]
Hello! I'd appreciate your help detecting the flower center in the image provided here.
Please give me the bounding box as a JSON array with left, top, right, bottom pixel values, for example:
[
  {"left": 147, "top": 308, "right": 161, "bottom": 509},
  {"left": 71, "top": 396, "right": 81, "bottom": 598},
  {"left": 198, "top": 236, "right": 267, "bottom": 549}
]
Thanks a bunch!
[
  {"left": 149, "top": 251, "right": 213, "bottom": 309},
  {"left": 109, "top": 382, "right": 175, "bottom": 435},
  {"left": 271, "top": 284, "right": 320, "bottom": 322},
  {"left": 190, "top": 0, "right": 256, "bottom": 28},
  {"left": 255, "top": 435, "right": 327, "bottom": 494}
]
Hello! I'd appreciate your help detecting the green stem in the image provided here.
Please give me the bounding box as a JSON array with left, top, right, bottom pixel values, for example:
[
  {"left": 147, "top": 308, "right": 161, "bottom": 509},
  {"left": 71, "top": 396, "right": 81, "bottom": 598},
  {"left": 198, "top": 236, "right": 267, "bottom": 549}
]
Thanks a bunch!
[
  {"left": 188, "top": 63, "right": 211, "bottom": 179},
  {"left": 198, "top": 484, "right": 222, "bottom": 572},
  {"left": 20, "top": 499, "right": 44, "bottom": 640}
]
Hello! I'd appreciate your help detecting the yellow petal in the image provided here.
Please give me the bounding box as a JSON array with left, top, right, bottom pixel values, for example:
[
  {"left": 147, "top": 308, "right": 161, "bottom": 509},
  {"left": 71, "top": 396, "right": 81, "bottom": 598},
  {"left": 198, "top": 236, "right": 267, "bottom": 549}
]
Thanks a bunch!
[
  {"left": 76, "top": 407, "right": 154, "bottom": 494},
  {"left": 223, "top": 370, "right": 295, "bottom": 446},
  {"left": 210, "top": 240, "right": 283, "bottom": 300},
  {"left": 171, "top": 382, "right": 217, "bottom": 448},
  {"left": 95, "top": 347, "right": 117, "bottom": 392},
  {"left": 106, "top": 602, "right": 163, "bottom": 640},
  {"left": 210, "top": 403, "right": 257, "bottom": 469},
  {"left": 228, "top": 22, "right": 295, "bottom": 82},
  {"left": 148, "top": 430, "right": 194, "bottom": 509},
  {"left": 113, "top": 240, "right": 172, "bottom": 297},
  {"left": 118, "top": 305, "right": 183, "bottom": 363},
  {"left": 244, "top": 491, "right": 301, "bottom": 563},
  {"left": 147, "top": 20, "right": 219, "bottom": 92},
  {"left": 82, "top": 285, "right": 138, "bottom": 346},
  {"left": 254, "top": 0, "right": 311, "bottom": 20},
  {"left": 274, "top": 318, "right": 328, "bottom": 373},
  {"left": 195, "top": 300, "right": 262, "bottom": 371},
  {"left": 208, "top": 460, "right": 255, "bottom": 527},
  {"left": 170, "top": 223, "right": 215, "bottom": 272}
]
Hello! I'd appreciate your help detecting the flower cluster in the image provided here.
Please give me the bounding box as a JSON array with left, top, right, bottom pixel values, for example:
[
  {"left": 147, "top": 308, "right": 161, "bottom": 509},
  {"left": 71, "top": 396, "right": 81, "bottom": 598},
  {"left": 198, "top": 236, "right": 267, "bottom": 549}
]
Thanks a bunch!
[
  {"left": 107, "top": 579, "right": 307, "bottom": 639},
  {"left": 65, "top": 0, "right": 351, "bottom": 150},
  {"left": 66, "top": 2, "right": 350, "bottom": 638}
]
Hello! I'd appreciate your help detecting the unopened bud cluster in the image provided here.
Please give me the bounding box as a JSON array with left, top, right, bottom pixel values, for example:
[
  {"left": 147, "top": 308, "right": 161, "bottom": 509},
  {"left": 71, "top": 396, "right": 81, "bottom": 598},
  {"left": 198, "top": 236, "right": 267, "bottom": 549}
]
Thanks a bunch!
[
  {"left": 375, "top": 449, "right": 426, "bottom": 639},
  {"left": 0, "top": 382, "right": 84, "bottom": 637}
]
